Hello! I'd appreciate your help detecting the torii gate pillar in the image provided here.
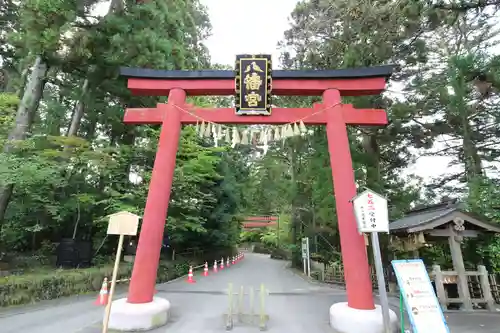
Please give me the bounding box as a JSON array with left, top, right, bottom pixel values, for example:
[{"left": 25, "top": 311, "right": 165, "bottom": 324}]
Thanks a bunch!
[
  {"left": 323, "top": 89, "right": 398, "bottom": 333},
  {"left": 106, "top": 64, "right": 398, "bottom": 333}
]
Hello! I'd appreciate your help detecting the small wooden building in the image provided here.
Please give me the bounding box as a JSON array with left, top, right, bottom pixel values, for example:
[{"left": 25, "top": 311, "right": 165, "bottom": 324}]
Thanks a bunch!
[{"left": 389, "top": 200, "right": 500, "bottom": 311}]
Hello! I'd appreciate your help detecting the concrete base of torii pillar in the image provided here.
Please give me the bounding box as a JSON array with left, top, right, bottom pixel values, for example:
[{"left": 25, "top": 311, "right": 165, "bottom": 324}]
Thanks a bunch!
[
  {"left": 329, "top": 302, "right": 398, "bottom": 333},
  {"left": 106, "top": 297, "right": 171, "bottom": 331}
]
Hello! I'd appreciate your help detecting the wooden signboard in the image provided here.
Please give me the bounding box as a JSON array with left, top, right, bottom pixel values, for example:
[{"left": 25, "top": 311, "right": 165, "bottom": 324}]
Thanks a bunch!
[
  {"left": 107, "top": 211, "right": 140, "bottom": 236},
  {"left": 235, "top": 54, "right": 272, "bottom": 115},
  {"left": 103, "top": 211, "right": 140, "bottom": 333}
]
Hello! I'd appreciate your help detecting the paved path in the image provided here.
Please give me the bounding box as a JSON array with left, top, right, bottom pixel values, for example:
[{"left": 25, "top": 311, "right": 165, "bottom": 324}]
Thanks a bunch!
[{"left": 1, "top": 253, "right": 499, "bottom": 333}]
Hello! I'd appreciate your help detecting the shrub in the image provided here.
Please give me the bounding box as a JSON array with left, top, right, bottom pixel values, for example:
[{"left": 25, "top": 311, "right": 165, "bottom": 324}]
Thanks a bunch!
[
  {"left": 270, "top": 248, "right": 290, "bottom": 260},
  {"left": 253, "top": 243, "right": 272, "bottom": 254},
  {"left": 0, "top": 260, "right": 188, "bottom": 307},
  {"left": 0, "top": 247, "right": 234, "bottom": 308},
  {"left": 156, "top": 261, "right": 189, "bottom": 283}
]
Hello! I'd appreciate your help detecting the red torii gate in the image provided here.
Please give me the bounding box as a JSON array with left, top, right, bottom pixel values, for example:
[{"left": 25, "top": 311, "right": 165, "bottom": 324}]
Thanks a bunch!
[
  {"left": 120, "top": 65, "right": 394, "bottom": 314},
  {"left": 242, "top": 216, "right": 278, "bottom": 229}
]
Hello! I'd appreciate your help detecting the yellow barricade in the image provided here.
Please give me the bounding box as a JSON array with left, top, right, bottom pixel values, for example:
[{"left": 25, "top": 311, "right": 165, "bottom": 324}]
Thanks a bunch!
[{"left": 224, "top": 283, "right": 269, "bottom": 331}]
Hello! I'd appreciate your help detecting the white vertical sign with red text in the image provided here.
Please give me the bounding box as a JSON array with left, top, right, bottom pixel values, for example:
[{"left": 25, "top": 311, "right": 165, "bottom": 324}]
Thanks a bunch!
[
  {"left": 352, "top": 189, "right": 392, "bottom": 332},
  {"left": 352, "top": 189, "right": 389, "bottom": 233}
]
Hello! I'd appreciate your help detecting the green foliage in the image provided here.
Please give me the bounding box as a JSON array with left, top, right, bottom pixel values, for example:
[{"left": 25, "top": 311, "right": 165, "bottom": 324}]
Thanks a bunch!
[
  {"left": 260, "top": 231, "right": 278, "bottom": 247},
  {"left": 239, "top": 230, "right": 261, "bottom": 243},
  {"left": 252, "top": 243, "right": 272, "bottom": 255},
  {"left": 0, "top": 0, "right": 246, "bottom": 261},
  {"left": 11, "top": 0, "right": 83, "bottom": 59},
  {"left": 237, "top": 0, "right": 500, "bottom": 271},
  {"left": 0, "top": 93, "right": 18, "bottom": 143}
]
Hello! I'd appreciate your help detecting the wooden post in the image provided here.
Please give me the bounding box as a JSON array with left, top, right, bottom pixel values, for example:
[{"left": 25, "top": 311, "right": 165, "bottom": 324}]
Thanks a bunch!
[
  {"left": 478, "top": 265, "right": 495, "bottom": 311},
  {"left": 102, "top": 211, "right": 140, "bottom": 332},
  {"left": 432, "top": 265, "right": 448, "bottom": 311},
  {"left": 388, "top": 253, "right": 398, "bottom": 294},
  {"left": 490, "top": 274, "right": 499, "bottom": 304},
  {"left": 447, "top": 225, "right": 473, "bottom": 310},
  {"left": 103, "top": 234, "right": 125, "bottom": 333},
  {"left": 388, "top": 282, "right": 397, "bottom": 294}
]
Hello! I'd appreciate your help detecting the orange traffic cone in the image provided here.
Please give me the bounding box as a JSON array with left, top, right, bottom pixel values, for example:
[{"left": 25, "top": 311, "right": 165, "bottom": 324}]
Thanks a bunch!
[
  {"left": 213, "top": 260, "right": 218, "bottom": 273},
  {"left": 220, "top": 258, "right": 224, "bottom": 270},
  {"left": 94, "top": 277, "right": 109, "bottom": 306},
  {"left": 226, "top": 257, "right": 231, "bottom": 268},
  {"left": 186, "top": 266, "right": 196, "bottom": 283},
  {"left": 232, "top": 256, "right": 235, "bottom": 265},
  {"left": 203, "top": 262, "right": 209, "bottom": 276}
]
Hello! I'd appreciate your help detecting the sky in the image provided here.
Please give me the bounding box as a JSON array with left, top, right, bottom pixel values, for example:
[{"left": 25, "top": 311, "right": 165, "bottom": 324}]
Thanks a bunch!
[
  {"left": 94, "top": 0, "right": 452, "bottom": 182},
  {"left": 200, "top": 0, "right": 298, "bottom": 66},
  {"left": 201, "top": 0, "right": 455, "bottom": 182}
]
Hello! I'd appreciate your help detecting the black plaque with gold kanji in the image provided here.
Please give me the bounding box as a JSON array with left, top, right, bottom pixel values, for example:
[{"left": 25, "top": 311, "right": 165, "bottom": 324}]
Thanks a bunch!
[{"left": 235, "top": 54, "right": 272, "bottom": 115}]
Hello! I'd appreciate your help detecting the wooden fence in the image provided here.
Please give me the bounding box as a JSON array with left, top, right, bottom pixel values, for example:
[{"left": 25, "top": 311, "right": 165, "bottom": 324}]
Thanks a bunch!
[
  {"left": 431, "top": 265, "right": 496, "bottom": 310},
  {"left": 489, "top": 274, "right": 500, "bottom": 303},
  {"left": 323, "top": 263, "right": 391, "bottom": 291},
  {"left": 320, "top": 262, "right": 500, "bottom": 307}
]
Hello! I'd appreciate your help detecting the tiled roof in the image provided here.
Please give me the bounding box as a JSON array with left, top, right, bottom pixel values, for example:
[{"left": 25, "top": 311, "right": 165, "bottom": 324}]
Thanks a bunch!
[{"left": 389, "top": 201, "right": 462, "bottom": 231}]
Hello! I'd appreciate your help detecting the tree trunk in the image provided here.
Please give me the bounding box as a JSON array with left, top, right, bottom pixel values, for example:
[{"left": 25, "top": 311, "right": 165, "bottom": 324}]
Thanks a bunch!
[
  {"left": 66, "top": 79, "right": 89, "bottom": 137},
  {"left": 0, "top": 56, "right": 48, "bottom": 223},
  {"left": 109, "top": 0, "right": 124, "bottom": 12},
  {"left": 362, "top": 130, "right": 382, "bottom": 190},
  {"left": 65, "top": 0, "right": 124, "bottom": 137},
  {"left": 462, "top": 105, "right": 483, "bottom": 181}
]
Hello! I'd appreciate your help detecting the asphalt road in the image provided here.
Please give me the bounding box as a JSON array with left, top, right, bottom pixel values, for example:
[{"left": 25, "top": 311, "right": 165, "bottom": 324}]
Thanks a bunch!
[
  {"left": 1, "top": 253, "right": 499, "bottom": 333},
  {"left": 0, "top": 253, "right": 344, "bottom": 333}
]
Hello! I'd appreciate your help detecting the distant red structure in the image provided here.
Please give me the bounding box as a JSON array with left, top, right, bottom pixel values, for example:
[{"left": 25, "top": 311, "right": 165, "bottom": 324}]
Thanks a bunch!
[{"left": 243, "top": 216, "right": 278, "bottom": 229}]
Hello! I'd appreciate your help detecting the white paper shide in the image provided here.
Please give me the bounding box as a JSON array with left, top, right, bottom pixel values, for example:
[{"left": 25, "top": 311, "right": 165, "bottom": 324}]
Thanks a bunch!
[{"left": 353, "top": 189, "right": 389, "bottom": 233}]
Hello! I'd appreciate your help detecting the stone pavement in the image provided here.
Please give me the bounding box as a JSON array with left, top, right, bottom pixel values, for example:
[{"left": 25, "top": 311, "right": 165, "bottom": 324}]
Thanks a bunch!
[
  {"left": 444, "top": 312, "right": 500, "bottom": 333},
  {"left": 394, "top": 300, "right": 500, "bottom": 332},
  {"left": 1, "top": 253, "right": 499, "bottom": 332}
]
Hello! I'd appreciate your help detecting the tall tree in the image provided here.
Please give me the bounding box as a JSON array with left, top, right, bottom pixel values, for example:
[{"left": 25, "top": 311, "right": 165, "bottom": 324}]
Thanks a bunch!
[{"left": 0, "top": 0, "right": 245, "bottom": 257}]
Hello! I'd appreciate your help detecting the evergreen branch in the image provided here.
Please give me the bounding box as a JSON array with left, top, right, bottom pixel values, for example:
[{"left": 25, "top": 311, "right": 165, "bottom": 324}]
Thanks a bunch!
[{"left": 433, "top": 0, "right": 500, "bottom": 11}]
